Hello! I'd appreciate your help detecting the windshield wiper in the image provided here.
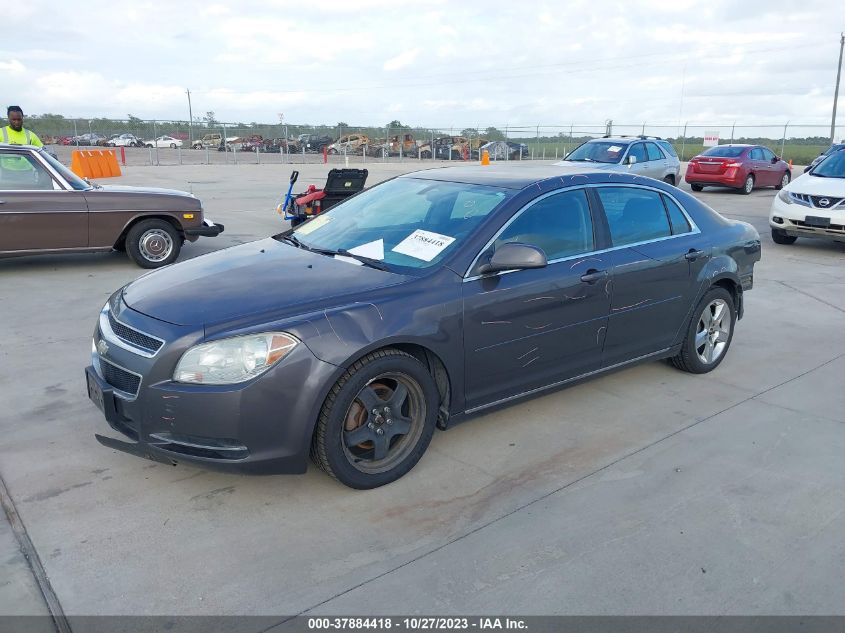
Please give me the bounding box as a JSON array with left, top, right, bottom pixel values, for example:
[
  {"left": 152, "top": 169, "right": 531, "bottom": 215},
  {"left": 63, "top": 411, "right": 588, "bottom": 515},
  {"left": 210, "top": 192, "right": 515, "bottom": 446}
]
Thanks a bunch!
[
  {"left": 310, "top": 247, "right": 390, "bottom": 271},
  {"left": 278, "top": 234, "right": 310, "bottom": 250}
]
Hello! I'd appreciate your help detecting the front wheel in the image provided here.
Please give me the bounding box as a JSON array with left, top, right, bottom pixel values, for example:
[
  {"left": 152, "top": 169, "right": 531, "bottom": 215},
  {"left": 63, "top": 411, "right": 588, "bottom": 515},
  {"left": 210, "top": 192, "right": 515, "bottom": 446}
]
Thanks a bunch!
[
  {"left": 690, "top": 184, "right": 703, "bottom": 192},
  {"left": 775, "top": 171, "right": 791, "bottom": 190},
  {"left": 740, "top": 174, "right": 754, "bottom": 195},
  {"left": 170, "top": 143, "right": 177, "bottom": 149},
  {"left": 125, "top": 219, "right": 181, "bottom": 268},
  {"left": 671, "top": 287, "right": 736, "bottom": 374},
  {"left": 771, "top": 228, "right": 797, "bottom": 245},
  {"left": 145, "top": 144, "right": 153, "bottom": 148},
  {"left": 311, "top": 349, "right": 439, "bottom": 489},
  {"left": 663, "top": 175, "right": 676, "bottom": 186}
]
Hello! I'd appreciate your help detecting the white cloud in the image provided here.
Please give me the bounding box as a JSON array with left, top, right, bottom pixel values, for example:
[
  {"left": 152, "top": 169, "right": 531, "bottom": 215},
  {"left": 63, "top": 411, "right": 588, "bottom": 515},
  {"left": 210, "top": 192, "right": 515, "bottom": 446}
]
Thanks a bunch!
[
  {"left": 0, "top": 59, "right": 25, "bottom": 74},
  {"left": 384, "top": 49, "right": 421, "bottom": 72}
]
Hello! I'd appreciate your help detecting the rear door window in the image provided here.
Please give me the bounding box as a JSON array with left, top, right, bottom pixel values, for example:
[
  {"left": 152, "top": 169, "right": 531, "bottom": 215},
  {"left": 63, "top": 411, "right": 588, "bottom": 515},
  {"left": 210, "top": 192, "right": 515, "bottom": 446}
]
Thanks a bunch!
[
  {"left": 645, "top": 143, "right": 665, "bottom": 161},
  {"left": 662, "top": 195, "right": 692, "bottom": 235},
  {"left": 596, "top": 187, "right": 671, "bottom": 246}
]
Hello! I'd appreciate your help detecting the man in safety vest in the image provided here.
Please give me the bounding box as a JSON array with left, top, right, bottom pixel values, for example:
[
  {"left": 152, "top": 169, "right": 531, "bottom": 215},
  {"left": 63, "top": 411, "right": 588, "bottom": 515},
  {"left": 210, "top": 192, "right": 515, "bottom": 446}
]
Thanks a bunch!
[{"left": 2, "top": 105, "right": 43, "bottom": 146}]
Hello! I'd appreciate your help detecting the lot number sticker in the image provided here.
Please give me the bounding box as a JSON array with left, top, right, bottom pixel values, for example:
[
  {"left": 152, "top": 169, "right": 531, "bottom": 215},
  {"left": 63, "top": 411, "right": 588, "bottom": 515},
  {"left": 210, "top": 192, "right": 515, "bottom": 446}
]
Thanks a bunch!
[
  {"left": 295, "top": 214, "right": 332, "bottom": 235},
  {"left": 392, "top": 230, "right": 455, "bottom": 262}
]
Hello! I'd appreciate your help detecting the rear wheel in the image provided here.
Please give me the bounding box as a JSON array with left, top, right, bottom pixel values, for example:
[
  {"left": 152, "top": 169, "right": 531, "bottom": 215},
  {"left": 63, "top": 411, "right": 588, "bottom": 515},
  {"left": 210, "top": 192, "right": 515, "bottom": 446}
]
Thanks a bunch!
[
  {"left": 169, "top": 143, "right": 177, "bottom": 149},
  {"left": 740, "top": 174, "right": 754, "bottom": 195},
  {"left": 775, "top": 171, "right": 791, "bottom": 190},
  {"left": 311, "top": 349, "right": 438, "bottom": 489},
  {"left": 663, "top": 175, "right": 675, "bottom": 185},
  {"left": 771, "top": 228, "right": 797, "bottom": 245},
  {"left": 690, "top": 184, "right": 704, "bottom": 192},
  {"left": 125, "top": 219, "right": 181, "bottom": 268},
  {"left": 672, "top": 287, "right": 736, "bottom": 374}
]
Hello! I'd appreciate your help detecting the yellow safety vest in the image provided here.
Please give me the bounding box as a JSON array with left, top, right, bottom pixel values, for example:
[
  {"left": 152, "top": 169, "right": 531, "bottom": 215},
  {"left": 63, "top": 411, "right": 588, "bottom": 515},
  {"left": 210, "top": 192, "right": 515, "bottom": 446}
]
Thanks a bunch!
[{"left": 1, "top": 126, "right": 43, "bottom": 147}]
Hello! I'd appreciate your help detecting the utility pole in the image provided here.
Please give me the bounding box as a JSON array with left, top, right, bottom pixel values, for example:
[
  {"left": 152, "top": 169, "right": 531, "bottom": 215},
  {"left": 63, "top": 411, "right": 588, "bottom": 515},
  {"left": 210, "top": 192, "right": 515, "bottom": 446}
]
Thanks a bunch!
[
  {"left": 831, "top": 32, "right": 844, "bottom": 144},
  {"left": 186, "top": 89, "right": 194, "bottom": 144}
]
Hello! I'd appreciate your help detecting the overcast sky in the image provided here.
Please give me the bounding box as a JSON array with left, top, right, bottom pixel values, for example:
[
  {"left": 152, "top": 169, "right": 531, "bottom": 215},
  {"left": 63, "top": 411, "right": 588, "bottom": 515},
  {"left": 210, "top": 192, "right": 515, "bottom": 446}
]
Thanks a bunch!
[{"left": 3, "top": 0, "right": 843, "bottom": 136}]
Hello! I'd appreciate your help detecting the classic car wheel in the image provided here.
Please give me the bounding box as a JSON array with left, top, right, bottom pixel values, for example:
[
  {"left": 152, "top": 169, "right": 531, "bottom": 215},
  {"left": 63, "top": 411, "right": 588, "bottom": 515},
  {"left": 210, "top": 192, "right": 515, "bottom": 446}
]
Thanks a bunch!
[
  {"left": 740, "top": 174, "right": 754, "bottom": 195},
  {"left": 771, "top": 228, "right": 797, "bottom": 245},
  {"left": 775, "top": 171, "right": 790, "bottom": 190},
  {"left": 311, "top": 349, "right": 438, "bottom": 489},
  {"left": 126, "top": 219, "right": 181, "bottom": 269},
  {"left": 672, "top": 287, "right": 735, "bottom": 374},
  {"left": 690, "top": 184, "right": 703, "bottom": 192},
  {"left": 170, "top": 143, "right": 177, "bottom": 149}
]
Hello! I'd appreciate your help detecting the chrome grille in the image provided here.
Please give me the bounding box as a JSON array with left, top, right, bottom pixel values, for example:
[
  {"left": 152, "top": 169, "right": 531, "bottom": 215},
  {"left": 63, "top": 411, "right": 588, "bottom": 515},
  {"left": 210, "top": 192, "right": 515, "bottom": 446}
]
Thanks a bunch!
[
  {"left": 99, "top": 358, "right": 141, "bottom": 396},
  {"left": 810, "top": 195, "right": 843, "bottom": 209},
  {"left": 108, "top": 310, "right": 163, "bottom": 354}
]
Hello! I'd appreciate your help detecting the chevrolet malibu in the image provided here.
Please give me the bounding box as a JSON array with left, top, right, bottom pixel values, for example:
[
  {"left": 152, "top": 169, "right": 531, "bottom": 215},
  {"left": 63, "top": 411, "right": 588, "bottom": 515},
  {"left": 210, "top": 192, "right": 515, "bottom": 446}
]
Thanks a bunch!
[{"left": 86, "top": 166, "right": 761, "bottom": 489}]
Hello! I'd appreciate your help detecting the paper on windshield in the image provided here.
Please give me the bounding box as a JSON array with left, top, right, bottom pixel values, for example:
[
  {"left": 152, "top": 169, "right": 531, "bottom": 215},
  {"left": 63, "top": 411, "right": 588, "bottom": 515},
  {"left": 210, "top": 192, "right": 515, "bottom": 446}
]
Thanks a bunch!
[
  {"left": 391, "top": 230, "right": 455, "bottom": 262},
  {"left": 608, "top": 146, "right": 622, "bottom": 152},
  {"left": 295, "top": 215, "right": 331, "bottom": 235},
  {"left": 347, "top": 239, "right": 385, "bottom": 260}
]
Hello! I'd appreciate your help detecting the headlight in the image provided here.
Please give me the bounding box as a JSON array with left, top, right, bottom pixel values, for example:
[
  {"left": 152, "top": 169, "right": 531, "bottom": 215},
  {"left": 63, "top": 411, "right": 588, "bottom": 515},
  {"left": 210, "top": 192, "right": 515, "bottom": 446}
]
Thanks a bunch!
[
  {"left": 174, "top": 333, "right": 298, "bottom": 385},
  {"left": 777, "top": 189, "right": 792, "bottom": 204}
]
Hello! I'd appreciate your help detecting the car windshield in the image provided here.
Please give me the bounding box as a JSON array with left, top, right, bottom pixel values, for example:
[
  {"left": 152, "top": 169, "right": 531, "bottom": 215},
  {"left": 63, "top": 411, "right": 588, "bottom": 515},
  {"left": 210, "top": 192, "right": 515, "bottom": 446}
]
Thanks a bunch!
[
  {"left": 566, "top": 141, "right": 629, "bottom": 163},
  {"left": 39, "top": 150, "right": 92, "bottom": 190},
  {"left": 285, "top": 177, "right": 513, "bottom": 272},
  {"left": 810, "top": 150, "right": 845, "bottom": 178},
  {"left": 701, "top": 146, "right": 745, "bottom": 158}
]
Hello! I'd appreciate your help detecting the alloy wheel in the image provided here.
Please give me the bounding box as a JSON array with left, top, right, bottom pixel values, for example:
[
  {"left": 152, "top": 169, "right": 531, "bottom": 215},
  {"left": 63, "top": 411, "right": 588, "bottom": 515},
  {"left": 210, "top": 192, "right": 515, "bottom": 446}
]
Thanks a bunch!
[{"left": 695, "top": 299, "right": 732, "bottom": 365}]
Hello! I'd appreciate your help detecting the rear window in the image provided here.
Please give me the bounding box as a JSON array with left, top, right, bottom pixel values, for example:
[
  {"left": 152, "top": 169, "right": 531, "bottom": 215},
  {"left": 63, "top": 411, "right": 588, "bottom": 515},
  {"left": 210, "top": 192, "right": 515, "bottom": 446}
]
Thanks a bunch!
[
  {"left": 656, "top": 140, "right": 678, "bottom": 158},
  {"left": 701, "top": 146, "right": 745, "bottom": 158}
]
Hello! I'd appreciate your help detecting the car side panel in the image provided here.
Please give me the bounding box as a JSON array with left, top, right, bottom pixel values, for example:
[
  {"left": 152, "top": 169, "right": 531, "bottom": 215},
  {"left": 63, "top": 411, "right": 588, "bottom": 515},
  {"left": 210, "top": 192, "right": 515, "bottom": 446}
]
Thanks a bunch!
[
  {"left": 83, "top": 192, "right": 202, "bottom": 247},
  {"left": 0, "top": 190, "right": 88, "bottom": 251}
]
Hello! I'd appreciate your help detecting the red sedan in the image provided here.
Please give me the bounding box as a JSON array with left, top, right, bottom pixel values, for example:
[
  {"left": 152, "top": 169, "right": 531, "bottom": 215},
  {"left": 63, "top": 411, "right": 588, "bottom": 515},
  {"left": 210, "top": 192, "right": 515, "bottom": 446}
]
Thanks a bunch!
[{"left": 685, "top": 144, "right": 791, "bottom": 194}]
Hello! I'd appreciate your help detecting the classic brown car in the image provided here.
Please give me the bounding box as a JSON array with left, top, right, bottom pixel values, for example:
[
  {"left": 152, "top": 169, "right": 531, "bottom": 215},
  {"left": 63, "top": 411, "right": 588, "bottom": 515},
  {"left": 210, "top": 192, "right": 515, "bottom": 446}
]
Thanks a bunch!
[{"left": 0, "top": 144, "right": 223, "bottom": 268}]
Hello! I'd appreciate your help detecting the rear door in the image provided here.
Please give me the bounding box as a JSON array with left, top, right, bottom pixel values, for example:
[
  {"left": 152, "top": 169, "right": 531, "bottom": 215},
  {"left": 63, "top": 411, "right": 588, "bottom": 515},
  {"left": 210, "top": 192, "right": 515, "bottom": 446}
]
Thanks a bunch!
[
  {"left": 593, "top": 185, "right": 710, "bottom": 366},
  {"left": 0, "top": 149, "right": 88, "bottom": 252},
  {"left": 759, "top": 147, "right": 778, "bottom": 186},
  {"left": 644, "top": 142, "right": 668, "bottom": 179}
]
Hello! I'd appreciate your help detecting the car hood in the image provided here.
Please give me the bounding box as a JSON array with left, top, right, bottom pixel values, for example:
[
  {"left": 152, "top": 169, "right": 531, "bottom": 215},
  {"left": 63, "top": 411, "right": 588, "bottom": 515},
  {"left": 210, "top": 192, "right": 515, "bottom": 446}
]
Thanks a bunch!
[
  {"left": 122, "top": 238, "right": 408, "bottom": 327},
  {"left": 95, "top": 184, "right": 196, "bottom": 197},
  {"left": 554, "top": 160, "right": 623, "bottom": 170},
  {"left": 786, "top": 174, "right": 845, "bottom": 196}
]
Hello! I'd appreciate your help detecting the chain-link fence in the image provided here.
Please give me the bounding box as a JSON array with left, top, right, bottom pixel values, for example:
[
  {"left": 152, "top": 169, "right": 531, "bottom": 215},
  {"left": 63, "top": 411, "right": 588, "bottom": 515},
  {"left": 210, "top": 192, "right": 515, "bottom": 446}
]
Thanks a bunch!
[{"left": 3, "top": 115, "right": 841, "bottom": 166}]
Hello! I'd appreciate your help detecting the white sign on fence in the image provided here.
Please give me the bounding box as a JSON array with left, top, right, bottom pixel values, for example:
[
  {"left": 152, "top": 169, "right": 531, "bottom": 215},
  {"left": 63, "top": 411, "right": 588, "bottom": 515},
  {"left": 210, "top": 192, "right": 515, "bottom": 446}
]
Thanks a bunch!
[{"left": 703, "top": 131, "right": 720, "bottom": 147}]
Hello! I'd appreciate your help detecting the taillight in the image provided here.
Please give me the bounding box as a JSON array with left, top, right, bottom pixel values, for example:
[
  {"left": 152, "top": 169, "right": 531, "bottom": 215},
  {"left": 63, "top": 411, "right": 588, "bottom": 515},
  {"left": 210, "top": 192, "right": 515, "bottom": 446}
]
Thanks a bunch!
[{"left": 725, "top": 162, "right": 742, "bottom": 168}]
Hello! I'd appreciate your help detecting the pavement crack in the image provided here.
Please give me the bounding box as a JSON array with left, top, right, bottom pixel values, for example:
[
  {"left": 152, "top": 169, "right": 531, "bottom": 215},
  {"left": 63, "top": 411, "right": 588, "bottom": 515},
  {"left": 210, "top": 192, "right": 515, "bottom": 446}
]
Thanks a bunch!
[{"left": 274, "top": 349, "right": 845, "bottom": 620}]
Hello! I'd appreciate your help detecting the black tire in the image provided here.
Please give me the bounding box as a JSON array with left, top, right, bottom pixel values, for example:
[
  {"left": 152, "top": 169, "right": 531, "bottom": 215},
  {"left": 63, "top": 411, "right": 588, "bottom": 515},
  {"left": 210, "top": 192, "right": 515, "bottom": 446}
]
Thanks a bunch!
[
  {"left": 170, "top": 143, "right": 177, "bottom": 149},
  {"left": 739, "top": 174, "right": 754, "bottom": 195},
  {"left": 671, "top": 287, "right": 736, "bottom": 374},
  {"left": 775, "top": 171, "right": 791, "bottom": 190},
  {"left": 690, "top": 184, "right": 703, "bottom": 192},
  {"left": 125, "top": 219, "right": 181, "bottom": 269},
  {"left": 771, "top": 228, "right": 797, "bottom": 245},
  {"left": 311, "top": 349, "right": 439, "bottom": 489},
  {"left": 663, "top": 175, "right": 676, "bottom": 186},
  {"left": 145, "top": 144, "right": 153, "bottom": 148},
  {"left": 421, "top": 150, "right": 432, "bottom": 159}
]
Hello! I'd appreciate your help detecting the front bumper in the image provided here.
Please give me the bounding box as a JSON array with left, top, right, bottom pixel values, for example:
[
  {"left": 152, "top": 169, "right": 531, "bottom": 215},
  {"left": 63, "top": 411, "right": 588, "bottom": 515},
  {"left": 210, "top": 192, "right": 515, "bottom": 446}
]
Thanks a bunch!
[
  {"left": 86, "top": 302, "right": 339, "bottom": 474},
  {"left": 184, "top": 219, "right": 224, "bottom": 239},
  {"left": 769, "top": 197, "right": 845, "bottom": 242}
]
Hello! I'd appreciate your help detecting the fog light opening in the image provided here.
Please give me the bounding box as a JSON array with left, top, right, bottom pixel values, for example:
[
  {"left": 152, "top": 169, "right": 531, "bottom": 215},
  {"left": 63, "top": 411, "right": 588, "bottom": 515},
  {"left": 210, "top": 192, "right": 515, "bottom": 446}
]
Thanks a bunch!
[{"left": 772, "top": 216, "right": 784, "bottom": 224}]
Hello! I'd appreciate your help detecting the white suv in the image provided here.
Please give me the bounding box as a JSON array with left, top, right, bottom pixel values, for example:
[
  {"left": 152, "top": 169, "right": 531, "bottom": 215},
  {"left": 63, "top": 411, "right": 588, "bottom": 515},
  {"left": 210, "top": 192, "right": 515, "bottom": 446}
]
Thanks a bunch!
[
  {"left": 556, "top": 136, "right": 682, "bottom": 185},
  {"left": 769, "top": 149, "right": 845, "bottom": 245}
]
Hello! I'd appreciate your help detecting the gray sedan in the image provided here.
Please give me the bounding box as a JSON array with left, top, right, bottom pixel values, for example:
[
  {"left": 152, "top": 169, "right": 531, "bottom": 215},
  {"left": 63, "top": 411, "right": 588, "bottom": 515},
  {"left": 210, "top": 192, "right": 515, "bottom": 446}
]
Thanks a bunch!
[{"left": 557, "top": 136, "right": 682, "bottom": 185}]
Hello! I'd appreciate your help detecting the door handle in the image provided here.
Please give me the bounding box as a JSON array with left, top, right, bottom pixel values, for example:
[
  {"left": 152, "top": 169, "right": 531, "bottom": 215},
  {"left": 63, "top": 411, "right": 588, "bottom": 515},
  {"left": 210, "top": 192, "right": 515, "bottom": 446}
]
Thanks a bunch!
[
  {"left": 580, "top": 269, "right": 608, "bottom": 284},
  {"left": 685, "top": 249, "right": 705, "bottom": 261}
]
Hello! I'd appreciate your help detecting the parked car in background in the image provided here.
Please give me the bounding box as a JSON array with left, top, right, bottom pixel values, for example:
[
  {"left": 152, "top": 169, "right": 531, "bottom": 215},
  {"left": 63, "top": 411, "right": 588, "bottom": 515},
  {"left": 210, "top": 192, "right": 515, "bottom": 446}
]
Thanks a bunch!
[
  {"left": 144, "top": 135, "right": 183, "bottom": 149},
  {"left": 106, "top": 133, "right": 143, "bottom": 147},
  {"left": 557, "top": 136, "right": 682, "bottom": 185},
  {"left": 804, "top": 143, "right": 845, "bottom": 173},
  {"left": 71, "top": 133, "right": 108, "bottom": 146},
  {"left": 291, "top": 134, "right": 334, "bottom": 153},
  {"left": 192, "top": 133, "right": 223, "bottom": 150},
  {"left": 480, "top": 140, "right": 529, "bottom": 160},
  {"left": 0, "top": 144, "right": 223, "bottom": 268},
  {"left": 770, "top": 148, "right": 845, "bottom": 245},
  {"left": 685, "top": 144, "right": 790, "bottom": 194},
  {"left": 84, "top": 164, "right": 760, "bottom": 489},
  {"left": 327, "top": 134, "right": 369, "bottom": 155}
]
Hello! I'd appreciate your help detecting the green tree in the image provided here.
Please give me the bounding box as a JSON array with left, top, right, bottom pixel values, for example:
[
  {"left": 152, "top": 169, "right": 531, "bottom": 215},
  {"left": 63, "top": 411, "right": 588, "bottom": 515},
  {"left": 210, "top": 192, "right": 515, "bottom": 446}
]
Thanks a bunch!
[
  {"left": 204, "top": 111, "right": 217, "bottom": 127},
  {"left": 485, "top": 126, "right": 505, "bottom": 141}
]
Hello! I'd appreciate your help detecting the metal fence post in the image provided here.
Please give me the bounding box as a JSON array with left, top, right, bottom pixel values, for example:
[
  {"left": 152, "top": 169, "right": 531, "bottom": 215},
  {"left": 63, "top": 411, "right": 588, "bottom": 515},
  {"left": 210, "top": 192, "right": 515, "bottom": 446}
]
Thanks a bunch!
[
  {"left": 730, "top": 122, "right": 735, "bottom": 144},
  {"left": 153, "top": 120, "right": 159, "bottom": 166},
  {"left": 178, "top": 146, "right": 182, "bottom": 165},
  {"left": 681, "top": 122, "right": 688, "bottom": 161},
  {"left": 205, "top": 147, "right": 209, "bottom": 165},
  {"left": 780, "top": 120, "right": 789, "bottom": 158},
  {"left": 256, "top": 147, "right": 261, "bottom": 164}
]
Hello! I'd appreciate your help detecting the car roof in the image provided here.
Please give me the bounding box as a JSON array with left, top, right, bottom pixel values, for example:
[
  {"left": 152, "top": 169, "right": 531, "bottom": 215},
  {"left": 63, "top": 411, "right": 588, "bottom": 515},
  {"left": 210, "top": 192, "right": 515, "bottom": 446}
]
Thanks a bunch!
[
  {"left": 399, "top": 164, "right": 650, "bottom": 190},
  {"left": 0, "top": 143, "right": 40, "bottom": 151}
]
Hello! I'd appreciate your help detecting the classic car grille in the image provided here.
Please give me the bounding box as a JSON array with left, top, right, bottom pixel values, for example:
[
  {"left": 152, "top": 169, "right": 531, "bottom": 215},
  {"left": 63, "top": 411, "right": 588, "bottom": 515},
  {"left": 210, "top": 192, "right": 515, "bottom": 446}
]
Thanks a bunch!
[
  {"left": 108, "top": 310, "right": 163, "bottom": 354},
  {"left": 99, "top": 358, "right": 141, "bottom": 397}
]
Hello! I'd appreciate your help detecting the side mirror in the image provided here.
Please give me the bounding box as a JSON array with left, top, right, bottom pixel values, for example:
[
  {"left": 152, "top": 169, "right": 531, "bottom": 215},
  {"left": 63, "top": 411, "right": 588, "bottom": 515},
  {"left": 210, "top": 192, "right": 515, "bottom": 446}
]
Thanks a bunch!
[
  {"left": 626, "top": 155, "right": 637, "bottom": 165},
  {"left": 477, "top": 243, "right": 547, "bottom": 274},
  {"left": 771, "top": 156, "right": 778, "bottom": 164}
]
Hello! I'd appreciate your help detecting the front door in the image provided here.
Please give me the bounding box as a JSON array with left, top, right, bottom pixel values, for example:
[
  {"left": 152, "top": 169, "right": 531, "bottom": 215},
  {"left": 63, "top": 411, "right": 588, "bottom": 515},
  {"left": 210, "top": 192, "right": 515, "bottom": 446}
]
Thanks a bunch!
[
  {"left": 0, "top": 150, "right": 88, "bottom": 252},
  {"left": 462, "top": 188, "right": 611, "bottom": 410}
]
